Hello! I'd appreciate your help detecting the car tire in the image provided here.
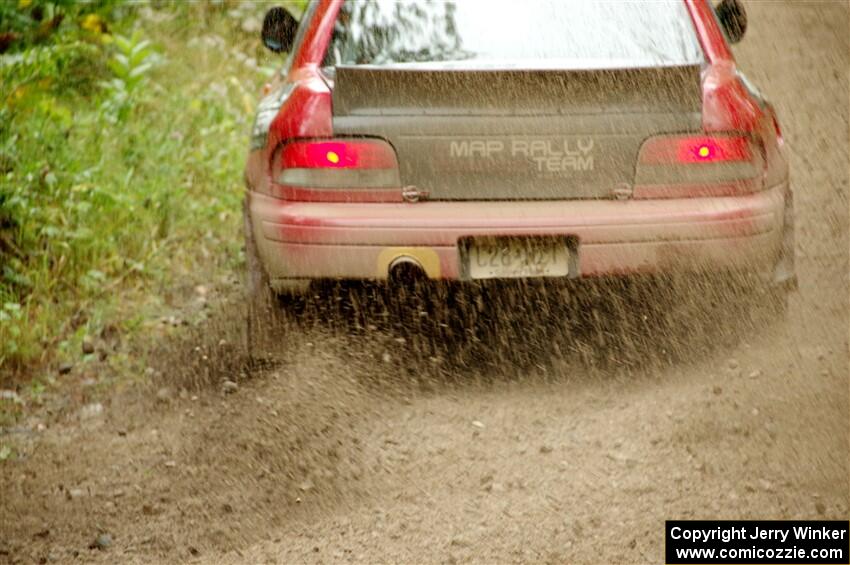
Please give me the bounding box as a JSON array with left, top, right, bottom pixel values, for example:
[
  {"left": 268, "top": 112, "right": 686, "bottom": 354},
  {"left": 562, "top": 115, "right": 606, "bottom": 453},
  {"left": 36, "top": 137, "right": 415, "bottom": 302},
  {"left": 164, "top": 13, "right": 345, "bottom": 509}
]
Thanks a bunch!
[{"left": 244, "top": 201, "right": 284, "bottom": 359}]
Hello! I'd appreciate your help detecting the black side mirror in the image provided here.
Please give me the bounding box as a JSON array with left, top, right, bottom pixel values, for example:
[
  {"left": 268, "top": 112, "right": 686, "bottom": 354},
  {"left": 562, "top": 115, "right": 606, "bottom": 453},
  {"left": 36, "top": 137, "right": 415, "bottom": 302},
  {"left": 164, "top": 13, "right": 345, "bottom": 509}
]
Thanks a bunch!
[
  {"left": 261, "top": 7, "right": 298, "bottom": 53},
  {"left": 716, "top": 0, "right": 747, "bottom": 44}
]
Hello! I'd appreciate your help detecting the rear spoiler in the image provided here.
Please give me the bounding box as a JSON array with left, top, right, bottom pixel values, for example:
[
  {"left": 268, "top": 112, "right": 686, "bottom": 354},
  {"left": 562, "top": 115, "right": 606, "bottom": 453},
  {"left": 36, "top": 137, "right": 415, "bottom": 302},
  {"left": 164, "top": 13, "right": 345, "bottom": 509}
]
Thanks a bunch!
[{"left": 332, "top": 64, "right": 703, "bottom": 116}]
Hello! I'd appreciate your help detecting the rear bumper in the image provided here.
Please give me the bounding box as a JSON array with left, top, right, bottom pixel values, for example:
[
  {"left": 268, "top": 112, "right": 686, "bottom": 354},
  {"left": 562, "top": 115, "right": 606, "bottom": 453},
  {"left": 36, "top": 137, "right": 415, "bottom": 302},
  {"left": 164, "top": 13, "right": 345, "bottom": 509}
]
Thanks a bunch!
[{"left": 249, "top": 183, "right": 787, "bottom": 282}]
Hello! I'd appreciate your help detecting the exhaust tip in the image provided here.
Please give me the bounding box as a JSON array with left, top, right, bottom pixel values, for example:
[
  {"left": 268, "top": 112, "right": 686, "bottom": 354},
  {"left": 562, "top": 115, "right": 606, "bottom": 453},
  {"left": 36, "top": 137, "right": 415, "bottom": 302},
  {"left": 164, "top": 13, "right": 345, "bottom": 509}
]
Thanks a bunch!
[{"left": 388, "top": 256, "right": 428, "bottom": 284}]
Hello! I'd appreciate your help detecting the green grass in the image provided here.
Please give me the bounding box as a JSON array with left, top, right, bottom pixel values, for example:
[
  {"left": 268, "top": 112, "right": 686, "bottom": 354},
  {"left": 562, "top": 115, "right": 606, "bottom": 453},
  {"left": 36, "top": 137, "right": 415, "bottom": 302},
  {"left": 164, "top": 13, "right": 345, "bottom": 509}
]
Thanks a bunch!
[{"left": 0, "top": 1, "right": 299, "bottom": 376}]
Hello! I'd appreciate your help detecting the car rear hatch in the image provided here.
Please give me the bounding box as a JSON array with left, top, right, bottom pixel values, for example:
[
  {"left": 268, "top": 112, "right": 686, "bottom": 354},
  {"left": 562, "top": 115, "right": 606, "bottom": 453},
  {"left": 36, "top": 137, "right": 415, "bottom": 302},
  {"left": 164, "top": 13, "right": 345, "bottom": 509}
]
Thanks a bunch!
[{"left": 331, "top": 64, "right": 703, "bottom": 201}]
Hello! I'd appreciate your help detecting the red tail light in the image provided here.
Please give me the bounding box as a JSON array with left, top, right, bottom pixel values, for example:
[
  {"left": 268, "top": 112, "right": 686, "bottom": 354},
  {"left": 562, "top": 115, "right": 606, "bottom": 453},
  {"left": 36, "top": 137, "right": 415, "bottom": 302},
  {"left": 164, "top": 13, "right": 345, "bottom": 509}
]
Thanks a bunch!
[
  {"left": 272, "top": 138, "right": 401, "bottom": 201},
  {"left": 281, "top": 140, "right": 398, "bottom": 170},
  {"left": 639, "top": 135, "right": 753, "bottom": 165},
  {"left": 634, "top": 133, "right": 764, "bottom": 199}
]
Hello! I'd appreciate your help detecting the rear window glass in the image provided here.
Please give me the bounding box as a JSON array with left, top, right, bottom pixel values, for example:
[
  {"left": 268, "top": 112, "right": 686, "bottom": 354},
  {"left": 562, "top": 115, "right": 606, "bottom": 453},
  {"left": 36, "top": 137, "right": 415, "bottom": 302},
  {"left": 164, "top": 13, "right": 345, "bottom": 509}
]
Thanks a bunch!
[{"left": 325, "top": 0, "right": 703, "bottom": 69}]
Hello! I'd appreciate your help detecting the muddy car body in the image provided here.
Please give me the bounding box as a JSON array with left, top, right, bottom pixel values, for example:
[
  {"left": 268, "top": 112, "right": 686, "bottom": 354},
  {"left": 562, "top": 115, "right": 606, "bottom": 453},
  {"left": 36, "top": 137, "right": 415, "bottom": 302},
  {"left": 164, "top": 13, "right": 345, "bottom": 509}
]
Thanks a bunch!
[{"left": 244, "top": 0, "right": 795, "bottom": 306}]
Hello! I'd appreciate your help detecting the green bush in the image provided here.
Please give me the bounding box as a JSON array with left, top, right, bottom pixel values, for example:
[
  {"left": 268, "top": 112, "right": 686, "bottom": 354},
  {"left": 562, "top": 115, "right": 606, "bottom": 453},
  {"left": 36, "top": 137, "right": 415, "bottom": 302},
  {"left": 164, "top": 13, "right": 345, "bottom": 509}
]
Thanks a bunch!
[{"left": 1, "top": 1, "right": 274, "bottom": 373}]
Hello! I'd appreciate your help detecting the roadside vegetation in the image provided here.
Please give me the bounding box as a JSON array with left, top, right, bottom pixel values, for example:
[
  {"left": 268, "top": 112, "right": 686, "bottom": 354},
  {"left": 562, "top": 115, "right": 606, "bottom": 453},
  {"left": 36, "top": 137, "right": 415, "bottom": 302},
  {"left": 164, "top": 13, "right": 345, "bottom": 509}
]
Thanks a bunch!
[{"left": 0, "top": 1, "right": 301, "bottom": 379}]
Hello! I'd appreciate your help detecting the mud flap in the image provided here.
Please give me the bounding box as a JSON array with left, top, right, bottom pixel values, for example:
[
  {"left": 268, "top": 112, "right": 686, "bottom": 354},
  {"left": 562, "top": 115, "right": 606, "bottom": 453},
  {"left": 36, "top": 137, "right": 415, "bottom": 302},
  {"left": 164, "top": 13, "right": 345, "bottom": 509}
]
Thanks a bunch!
[{"left": 771, "top": 187, "right": 797, "bottom": 291}]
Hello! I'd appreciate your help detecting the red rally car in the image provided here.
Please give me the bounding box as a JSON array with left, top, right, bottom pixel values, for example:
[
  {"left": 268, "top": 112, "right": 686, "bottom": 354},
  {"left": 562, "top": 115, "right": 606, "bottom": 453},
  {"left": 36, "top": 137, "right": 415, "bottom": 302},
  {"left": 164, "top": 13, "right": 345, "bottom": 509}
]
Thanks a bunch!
[{"left": 244, "top": 0, "right": 795, "bottom": 323}]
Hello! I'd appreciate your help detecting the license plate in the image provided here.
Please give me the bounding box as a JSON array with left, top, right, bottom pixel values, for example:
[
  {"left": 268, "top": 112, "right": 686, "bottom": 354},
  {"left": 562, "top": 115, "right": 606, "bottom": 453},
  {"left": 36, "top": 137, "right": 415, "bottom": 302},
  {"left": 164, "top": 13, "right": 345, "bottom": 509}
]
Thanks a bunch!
[{"left": 466, "top": 237, "right": 569, "bottom": 279}]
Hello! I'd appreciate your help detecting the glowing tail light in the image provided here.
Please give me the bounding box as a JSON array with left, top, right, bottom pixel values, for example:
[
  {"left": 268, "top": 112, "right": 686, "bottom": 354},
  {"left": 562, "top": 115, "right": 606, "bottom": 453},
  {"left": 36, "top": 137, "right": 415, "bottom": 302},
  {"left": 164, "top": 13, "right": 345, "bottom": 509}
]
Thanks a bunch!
[
  {"left": 639, "top": 135, "right": 754, "bottom": 165},
  {"left": 634, "top": 133, "right": 764, "bottom": 198},
  {"left": 272, "top": 138, "right": 402, "bottom": 200},
  {"left": 280, "top": 140, "right": 398, "bottom": 170}
]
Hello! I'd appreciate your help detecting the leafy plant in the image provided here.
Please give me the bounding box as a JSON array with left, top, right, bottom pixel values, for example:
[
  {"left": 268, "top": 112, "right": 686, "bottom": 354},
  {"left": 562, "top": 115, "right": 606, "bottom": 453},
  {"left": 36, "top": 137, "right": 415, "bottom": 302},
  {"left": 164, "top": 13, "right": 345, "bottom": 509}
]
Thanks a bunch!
[
  {"left": 100, "top": 30, "right": 159, "bottom": 122},
  {"left": 0, "top": 444, "right": 13, "bottom": 462},
  {"left": 0, "top": 302, "right": 25, "bottom": 359},
  {"left": 0, "top": 3, "right": 263, "bottom": 375}
]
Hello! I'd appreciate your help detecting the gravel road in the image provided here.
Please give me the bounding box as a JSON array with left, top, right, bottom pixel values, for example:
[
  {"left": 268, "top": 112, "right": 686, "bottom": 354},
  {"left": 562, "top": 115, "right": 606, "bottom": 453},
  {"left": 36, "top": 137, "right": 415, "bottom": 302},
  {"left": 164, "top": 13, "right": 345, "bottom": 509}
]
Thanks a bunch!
[{"left": 1, "top": 3, "right": 847, "bottom": 564}]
